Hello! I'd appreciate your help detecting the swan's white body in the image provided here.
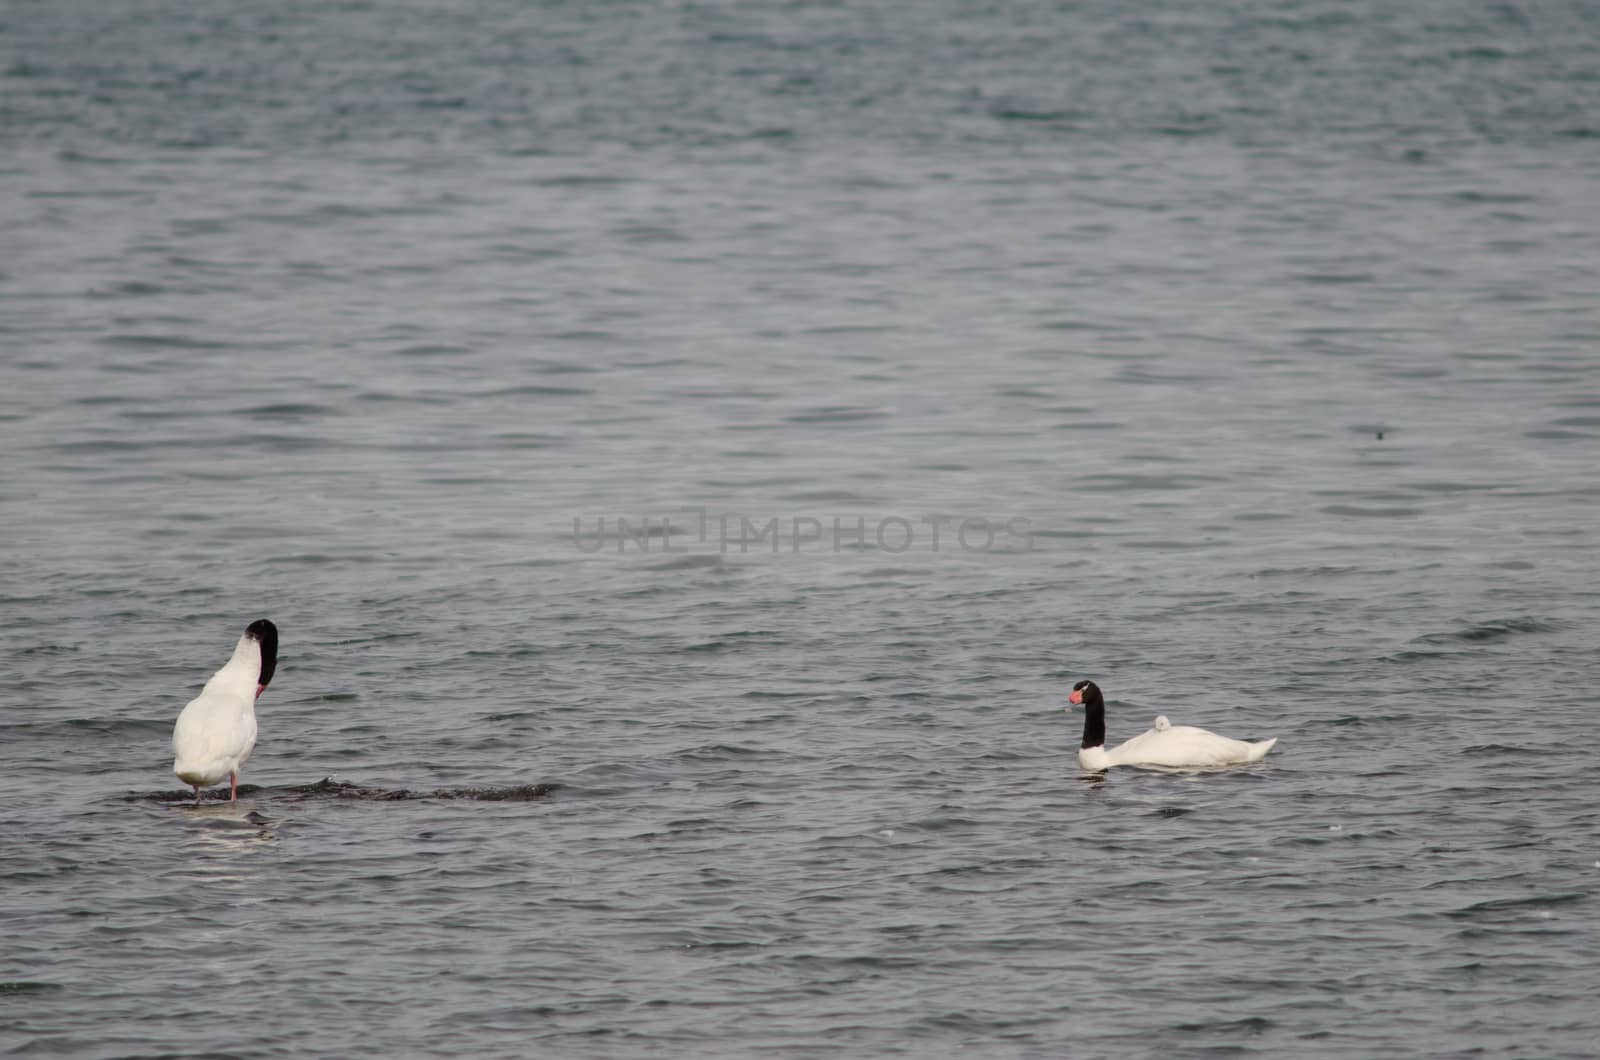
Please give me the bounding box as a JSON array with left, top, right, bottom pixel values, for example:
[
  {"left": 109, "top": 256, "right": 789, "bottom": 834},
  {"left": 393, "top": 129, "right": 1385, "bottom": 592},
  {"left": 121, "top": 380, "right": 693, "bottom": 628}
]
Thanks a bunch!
[
  {"left": 1069, "top": 680, "right": 1277, "bottom": 771},
  {"left": 1078, "top": 722, "right": 1277, "bottom": 771},
  {"left": 172, "top": 626, "right": 270, "bottom": 798}
]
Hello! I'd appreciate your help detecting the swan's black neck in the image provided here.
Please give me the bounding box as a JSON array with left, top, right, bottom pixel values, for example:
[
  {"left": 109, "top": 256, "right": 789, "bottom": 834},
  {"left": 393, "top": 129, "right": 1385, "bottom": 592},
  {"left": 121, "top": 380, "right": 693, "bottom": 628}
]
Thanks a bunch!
[{"left": 1079, "top": 685, "right": 1105, "bottom": 750}]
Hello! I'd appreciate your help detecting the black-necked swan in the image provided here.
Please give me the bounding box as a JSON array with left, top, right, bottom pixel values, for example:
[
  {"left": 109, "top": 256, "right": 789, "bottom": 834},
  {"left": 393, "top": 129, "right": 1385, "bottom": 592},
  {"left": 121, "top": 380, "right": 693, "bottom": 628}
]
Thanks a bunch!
[
  {"left": 1067, "top": 679, "right": 1276, "bottom": 771},
  {"left": 171, "top": 619, "right": 278, "bottom": 803}
]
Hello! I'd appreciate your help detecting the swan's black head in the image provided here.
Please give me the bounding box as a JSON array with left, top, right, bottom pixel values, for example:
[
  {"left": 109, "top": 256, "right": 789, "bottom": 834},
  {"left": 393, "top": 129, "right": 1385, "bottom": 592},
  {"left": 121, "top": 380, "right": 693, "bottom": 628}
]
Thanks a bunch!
[
  {"left": 1068, "top": 679, "right": 1105, "bottom": 749},
  {"left": 1069, "top": 680, "right": 1102, "bottom": 707},
  {"left": 246, "top": 619, "right": 278, "bottom": 690}
]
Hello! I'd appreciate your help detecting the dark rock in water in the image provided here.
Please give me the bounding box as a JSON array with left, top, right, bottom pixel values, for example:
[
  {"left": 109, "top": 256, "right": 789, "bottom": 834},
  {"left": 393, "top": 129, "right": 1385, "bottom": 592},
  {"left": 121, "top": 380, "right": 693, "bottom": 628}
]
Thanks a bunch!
[
  {"left": 130, "top": 777, "right": 560, "bottom": 804},
  {"left": 446, "top": 784, "right": 557, "bottom": 802},
  {"left": 285, "top": 778, "right": 384, "bottom": 798},
  {"left": 286, "top": 778, "right": 561, "bottom": 801},
  {"left": 135, "top": 787, "right": 266, "bottom": 804}
]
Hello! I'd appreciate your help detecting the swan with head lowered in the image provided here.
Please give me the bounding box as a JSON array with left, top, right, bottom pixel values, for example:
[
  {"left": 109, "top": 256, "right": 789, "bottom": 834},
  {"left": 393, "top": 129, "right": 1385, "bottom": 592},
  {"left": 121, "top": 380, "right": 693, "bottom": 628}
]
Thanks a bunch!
[
  {"left": 171, "top": 619, "right": 278, "bottom": 803},
  {"left": 1067, "top": 679, "right": 1276, "bottom": 771}
]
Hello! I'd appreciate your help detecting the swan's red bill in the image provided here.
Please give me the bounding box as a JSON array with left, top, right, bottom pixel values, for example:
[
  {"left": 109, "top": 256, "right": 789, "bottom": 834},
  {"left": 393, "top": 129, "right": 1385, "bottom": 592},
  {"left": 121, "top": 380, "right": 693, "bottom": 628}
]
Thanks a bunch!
[{"left": 1068, "top": 688, "right": 1083, "bottom": 705}]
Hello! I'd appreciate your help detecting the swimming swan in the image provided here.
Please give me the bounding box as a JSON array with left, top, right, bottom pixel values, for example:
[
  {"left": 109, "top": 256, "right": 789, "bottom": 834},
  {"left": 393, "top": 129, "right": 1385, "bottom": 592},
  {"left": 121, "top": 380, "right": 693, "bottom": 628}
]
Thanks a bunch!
[{"left": 1068, "top": 679, "right": 1276, "bottom": 771}]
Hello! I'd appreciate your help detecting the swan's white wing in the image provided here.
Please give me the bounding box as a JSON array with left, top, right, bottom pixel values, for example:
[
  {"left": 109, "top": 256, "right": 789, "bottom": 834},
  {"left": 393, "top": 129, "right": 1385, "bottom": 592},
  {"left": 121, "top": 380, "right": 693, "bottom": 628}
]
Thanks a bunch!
[
  {"left": 1105, "top": 725, "right": 1268, "bottom": 768},
  {"left": 172, "top": 689, "right": 257, "bottom": 786}
]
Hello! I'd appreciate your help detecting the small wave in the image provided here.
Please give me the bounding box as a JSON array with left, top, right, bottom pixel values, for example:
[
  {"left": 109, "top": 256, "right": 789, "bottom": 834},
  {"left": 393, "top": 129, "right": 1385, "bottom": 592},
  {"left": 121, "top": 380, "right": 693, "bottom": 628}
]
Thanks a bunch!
[
  {"left": 1449, "top": 190, "right": 1537, "bottom": 206},
  {"left": 1053, "top": 418, "right": 1124, "bottom": 431},
  {"left": 526, "top": 174, "right": 634, "bottom": 188},
  {"left": 1293, "top": 271, "right": 1376, "bottom": 285},
  {"left": 672, "top": 743, "right": 766, "bottom": 761},
  {"left": 685, "top": 631, "right": 779, "bottom": 653},
  {"left": 1074, "top": 472, "right": 1225, "bottom": 492},
  {"left": 1404, "top": 480, "right": 1505, "bottom": 493},
  {"left": 1253, "top": 565, "right": 1361, "bottom": 577},
  {"left": 783, "top": 405, "right": 890, "bottom": 425},
  {"left": 1171, "top": 1015, "right": 1272, "bottom": 1035},
  {"left": 1446, "top": 892, "right": 1586, "bottom": 918},
  {"left": 1321, "top": 504, "right": 1423, "bottom": 518},
  {"left": 1413, "top": 617, "right": 1559, "bottom": 644},
  {"left": 494, "top": 432, "right": 567, "bottom": 449},
  {"left": 1113, "top": 366, "right": 1218, "bottom": 385},
  {"left": 776, "top": 489, "right": 878, "bottom": 502},
  {"left": 92, "top": 281, "right": 166, "bottom": 298},
  {"left": 1383, "top": 649, "right": 1460, "bottom": 663},
  {"left": 235, "top": 402, "right": 341, "bottom": 419},
  {"left": 1, "top": 716, "right": 168, "bottom": 737},
  {"left": 989, "top": 105, "right": 1083, "bottom": 124},
  {"left": 392, "top": 343, "right": 473, "bottom": 358},
  {"left": 645, "top": 554, "right": 725, "bottom": 571},
  {"left": 480, "top": 384, "right": 594, "bottom": 398},
  {"left": 96, "top": 333, "right": 238, "bottom": 351}
]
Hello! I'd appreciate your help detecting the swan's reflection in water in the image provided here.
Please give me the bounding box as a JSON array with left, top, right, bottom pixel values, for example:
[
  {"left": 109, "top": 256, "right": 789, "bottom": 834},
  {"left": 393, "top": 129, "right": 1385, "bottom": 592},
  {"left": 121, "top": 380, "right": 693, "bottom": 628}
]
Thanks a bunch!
[{"left": 174, "top": 802, "right": 277, "bottom": 875}]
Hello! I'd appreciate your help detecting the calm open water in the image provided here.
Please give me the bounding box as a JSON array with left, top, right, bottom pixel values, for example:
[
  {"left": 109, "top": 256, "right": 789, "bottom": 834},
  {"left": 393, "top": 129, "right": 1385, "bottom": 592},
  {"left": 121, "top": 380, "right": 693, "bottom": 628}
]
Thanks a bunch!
[{"left": 3, "top": 1, "right": 1600, "bottom": 1056}]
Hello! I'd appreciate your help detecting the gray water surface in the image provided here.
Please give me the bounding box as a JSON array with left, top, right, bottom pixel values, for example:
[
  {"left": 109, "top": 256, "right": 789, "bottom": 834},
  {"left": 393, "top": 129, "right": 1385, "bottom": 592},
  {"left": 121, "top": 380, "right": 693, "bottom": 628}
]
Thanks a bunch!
[{"left": 4, "top": 1, "right": 1599, "bottom": 1056}]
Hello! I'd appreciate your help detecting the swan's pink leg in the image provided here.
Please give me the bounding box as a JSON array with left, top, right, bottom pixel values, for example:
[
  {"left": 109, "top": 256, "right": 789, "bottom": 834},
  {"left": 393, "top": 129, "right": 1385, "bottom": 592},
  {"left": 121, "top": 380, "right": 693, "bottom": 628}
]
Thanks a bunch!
[{"left": 229, "top": 772, "right": 238, "bottom": 802}]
